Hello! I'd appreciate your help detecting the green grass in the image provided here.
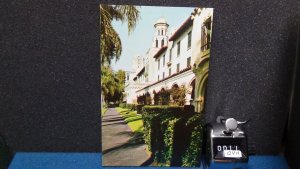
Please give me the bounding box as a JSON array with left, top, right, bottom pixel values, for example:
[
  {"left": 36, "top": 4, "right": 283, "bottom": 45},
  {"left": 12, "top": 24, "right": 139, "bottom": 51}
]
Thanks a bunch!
[
  {"left": 116, "top": 107, "right": 144, "bottom": 133},
  {"left": 101, "top": 108, "right": 107, "bottom": 117}
]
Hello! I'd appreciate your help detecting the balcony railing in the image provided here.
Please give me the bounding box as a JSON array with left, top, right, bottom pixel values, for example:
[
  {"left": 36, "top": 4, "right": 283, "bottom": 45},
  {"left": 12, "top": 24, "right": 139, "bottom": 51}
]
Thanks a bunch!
[{"left": 201, "top": 42, "right": 211, "bottom": 51}]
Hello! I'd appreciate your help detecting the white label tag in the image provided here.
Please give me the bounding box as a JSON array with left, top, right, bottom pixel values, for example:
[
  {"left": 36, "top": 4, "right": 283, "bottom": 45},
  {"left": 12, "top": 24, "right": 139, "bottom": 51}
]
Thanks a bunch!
[{"left": 223, "top": 150, "right": 242, "bottom": 158}]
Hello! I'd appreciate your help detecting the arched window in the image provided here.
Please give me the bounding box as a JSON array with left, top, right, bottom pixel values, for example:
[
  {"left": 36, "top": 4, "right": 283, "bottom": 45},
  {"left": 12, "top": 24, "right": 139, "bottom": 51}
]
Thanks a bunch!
[
  {"left": 161, "top": 39, "right": 164, "bottom": 47},
  {"left": 156, "top": 39, "right": 158, "bottom": 48}
]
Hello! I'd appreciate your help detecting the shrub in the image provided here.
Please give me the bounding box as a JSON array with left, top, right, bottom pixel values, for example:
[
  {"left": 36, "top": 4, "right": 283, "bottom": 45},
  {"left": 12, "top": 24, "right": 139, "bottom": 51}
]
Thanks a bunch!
[
  {"left": 181, "top": 113, "right": 205, "bottom": 167},
  {"left": 145, "top": 92, "right": 152, "bottom": 105},
  {"left": 170, "top": 85, "right": 187, "bottom": 106},
  {"left": 159, "top": 89, "right": 170, "bottom": 105},
  {"left": 142, "top": 106, "right": 184, "bottom": 165},
  {"left": 159, "top": 117, "right": 180, "bottom": 166},
  {"left": 142, "top": 106, "right": 183, "bottom": 151},
  {"left": 142, "top": 105, "right": 204, "bottom": 167},
  {"left": 136, "top": 104, "right": 144, "bottom": 114},
  {"left": 137, "top": 94, "right": 145, "bottom": 104},
  {"left": 126, "top": 104, "right": 136, "bottom": 111},
  {"left": 153, "top": 92, "right": 159, "bottom": 105},
  {"left": 119, "top": 103, "right": 126, "bottom": 108},
  {"left": 153, "top": 90, "right": 171, "bottom": 105}
]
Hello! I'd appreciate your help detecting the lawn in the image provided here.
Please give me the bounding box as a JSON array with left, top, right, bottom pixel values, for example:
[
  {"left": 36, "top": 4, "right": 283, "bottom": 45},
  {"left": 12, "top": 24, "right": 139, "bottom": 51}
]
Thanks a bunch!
[
  {"left": 115, "top": 107, "right": 144, "bottom": 133},
  {"left": 101, "top": 108, "right": 107, "bottom": 117}
]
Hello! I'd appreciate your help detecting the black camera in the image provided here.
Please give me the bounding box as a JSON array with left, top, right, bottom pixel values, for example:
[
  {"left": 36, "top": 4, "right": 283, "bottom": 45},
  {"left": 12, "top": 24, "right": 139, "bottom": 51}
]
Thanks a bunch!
[{"left": 203, "top": 117, "right": 249, "bottom": 169}]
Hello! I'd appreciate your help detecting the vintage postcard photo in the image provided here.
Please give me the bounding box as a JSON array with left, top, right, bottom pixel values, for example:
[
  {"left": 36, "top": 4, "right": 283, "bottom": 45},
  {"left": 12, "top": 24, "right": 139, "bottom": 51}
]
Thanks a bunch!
[{"left": 100, "top": 5, "right": 214, "bottom": 167}]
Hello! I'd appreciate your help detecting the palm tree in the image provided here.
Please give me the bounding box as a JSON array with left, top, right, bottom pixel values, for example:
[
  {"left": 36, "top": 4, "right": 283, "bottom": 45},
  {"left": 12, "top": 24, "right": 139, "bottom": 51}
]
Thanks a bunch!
[
  {"left": 101, "top": 66, "right": 126, "bottom": 104},
  {"left": 100, "top": 5, "right": 140, "bottom": 65},
  {"left": 101, "top": 66, "right": 118, "bottom": 103}
]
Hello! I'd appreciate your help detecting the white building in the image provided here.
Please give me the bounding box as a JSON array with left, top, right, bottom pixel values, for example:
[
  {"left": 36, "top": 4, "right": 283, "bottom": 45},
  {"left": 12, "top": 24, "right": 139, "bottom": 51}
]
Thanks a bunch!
[{"left": 125, "top": 8, "right": 213, "bottom": 112}]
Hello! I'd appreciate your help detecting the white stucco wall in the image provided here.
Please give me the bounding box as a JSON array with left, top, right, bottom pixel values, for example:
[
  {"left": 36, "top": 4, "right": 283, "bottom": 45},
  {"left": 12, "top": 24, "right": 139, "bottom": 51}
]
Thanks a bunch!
[
  {"left": 124, "top": 9, "right": 214, "bottom": 105},
  {"left": 191, "top": 8, "right": 214, "bottom": 66}
]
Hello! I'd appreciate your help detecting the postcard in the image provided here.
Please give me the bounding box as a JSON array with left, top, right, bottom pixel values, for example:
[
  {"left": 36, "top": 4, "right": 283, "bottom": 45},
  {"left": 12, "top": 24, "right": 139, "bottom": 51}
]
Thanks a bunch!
[{"left": 101, "top": 5, "right": 214, "bottom": 167}]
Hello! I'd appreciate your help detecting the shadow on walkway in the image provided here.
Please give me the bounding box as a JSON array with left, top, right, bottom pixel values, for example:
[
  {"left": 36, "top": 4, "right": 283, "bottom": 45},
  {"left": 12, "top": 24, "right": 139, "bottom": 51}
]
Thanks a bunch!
[
  {"left": 102, "top": 108, "right": 149, "bottom": 166},
  {"left": 102, "top": 132, "right": 144, "bottom": 155}
]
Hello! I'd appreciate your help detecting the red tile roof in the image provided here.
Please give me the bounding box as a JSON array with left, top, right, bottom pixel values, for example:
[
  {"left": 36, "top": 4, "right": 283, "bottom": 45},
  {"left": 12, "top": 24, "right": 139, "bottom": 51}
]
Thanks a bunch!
[
  {"left": 153, "top": 46, "right": 168, "bottom": 59},
  {"left": 136, "top": 66, "right": 145, "bottom": 76},
  {"left": 169, "top": 16, "right": 193, "bottom": 41}
]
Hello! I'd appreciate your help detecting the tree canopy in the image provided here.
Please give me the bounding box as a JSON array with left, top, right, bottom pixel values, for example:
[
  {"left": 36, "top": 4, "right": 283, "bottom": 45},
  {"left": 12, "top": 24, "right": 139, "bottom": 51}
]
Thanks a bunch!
[
  {"left": 100, "top": 5, "right": 140, "bottom": 65},
  {"left": 100, "top": 5, "right": 140, "bottom": 104},
  {"left": 101, "top": 67, "right": 125, "bottom": 104}
]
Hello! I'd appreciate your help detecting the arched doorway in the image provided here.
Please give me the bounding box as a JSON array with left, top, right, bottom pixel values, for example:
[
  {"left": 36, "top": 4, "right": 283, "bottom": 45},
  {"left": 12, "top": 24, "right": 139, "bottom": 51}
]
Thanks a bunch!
[
  {"left": 193, "top": 55, "right": 209, "bottom": 113},
  {"left": 196, "top": 70, "right": 208, "bottom": 112}
]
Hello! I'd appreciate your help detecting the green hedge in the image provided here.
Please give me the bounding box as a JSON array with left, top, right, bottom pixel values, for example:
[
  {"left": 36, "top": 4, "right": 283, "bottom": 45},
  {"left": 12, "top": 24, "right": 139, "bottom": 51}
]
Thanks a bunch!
[
  {"left": 181, "top": 113, "right": 205, "bottom": 167},
  {"left": 142, "top": 106, "right": 183, "bottom": 153},
  {"left": 136, "top": 104, "right": 144, "bottom": 114},
  {"left": 126, "top": 104, "right": 136, "bottom": 110},
  {"left": 119, "top": 103, "right": 136, "bottom": 111},
  {"left": 142, "top": 105, "right": 204, "bottom": 167},
  {"left": 119, "top": 103, "right": 126, "bottom": 108}
]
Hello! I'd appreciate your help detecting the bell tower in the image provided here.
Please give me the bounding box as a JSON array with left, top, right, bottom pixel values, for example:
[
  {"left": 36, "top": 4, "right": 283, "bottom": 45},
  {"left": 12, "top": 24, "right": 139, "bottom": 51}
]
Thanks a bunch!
[
  {"left": 146, "top": 18, "right": 169, "bottom": 83},
  {"left": 152, "top": 17, "right": 169, "bottom": 49}
]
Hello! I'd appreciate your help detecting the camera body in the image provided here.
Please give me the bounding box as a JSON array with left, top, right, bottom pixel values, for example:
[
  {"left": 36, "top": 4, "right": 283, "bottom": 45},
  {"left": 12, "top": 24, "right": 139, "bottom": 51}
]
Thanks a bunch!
[{"left": 204, "top": 117, "right": 248, "bottom": 169}]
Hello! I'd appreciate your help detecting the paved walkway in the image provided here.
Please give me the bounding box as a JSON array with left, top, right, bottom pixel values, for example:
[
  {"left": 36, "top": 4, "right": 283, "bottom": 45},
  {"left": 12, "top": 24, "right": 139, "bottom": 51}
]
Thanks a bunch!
[{"left": 102, "top": 108, "right": 150, "bottom": 166}]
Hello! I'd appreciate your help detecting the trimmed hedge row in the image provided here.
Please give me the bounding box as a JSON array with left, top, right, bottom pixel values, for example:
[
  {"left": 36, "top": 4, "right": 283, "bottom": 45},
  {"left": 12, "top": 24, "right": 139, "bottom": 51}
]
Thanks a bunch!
[
  {"left": 142, "top": 106, "right": 181, "bottom": 153},
  {"left": 119, "top": 103, "right": 136, "bottom": 111},
  {"left": 136, "top": 104, "right": 144, "bottom": 114},
  {"left": 181, "top": 113, "right": 205, "bottom": 167},
  {"left": 142, "top": 105, "right": 205, "bottom": 167}
]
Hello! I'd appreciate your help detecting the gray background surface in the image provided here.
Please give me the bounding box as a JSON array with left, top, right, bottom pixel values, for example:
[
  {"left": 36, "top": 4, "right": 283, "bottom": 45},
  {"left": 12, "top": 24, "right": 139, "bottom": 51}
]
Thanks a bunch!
[{"left": 1, "top": 0, "right": 299, "bottom": 167}]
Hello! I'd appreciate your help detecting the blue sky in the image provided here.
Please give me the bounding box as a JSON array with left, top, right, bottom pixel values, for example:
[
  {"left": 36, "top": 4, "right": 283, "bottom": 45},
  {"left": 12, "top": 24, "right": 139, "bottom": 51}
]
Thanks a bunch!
[{"left": 111, "top": 6, "right": 195, "bottom": 72}]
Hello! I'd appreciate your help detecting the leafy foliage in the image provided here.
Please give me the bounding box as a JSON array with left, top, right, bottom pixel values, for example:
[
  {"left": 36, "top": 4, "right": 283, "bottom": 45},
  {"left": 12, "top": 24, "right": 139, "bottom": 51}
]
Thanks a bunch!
[
  {"left": 170, "top": 85, "right": 187, "bottom": 106},
  {"left": 153, "top": 89, "right": 171, "bottom": 105},
  {"left": 182, "top": 113, "right": 205, "bottom": 167},
  {"left": 100, "top": 5, "right": 140, "bottom": 65},
  {"left": 119, "top": 103, "right": 136, "bottom": 110},
  {"left": 136, "top": 104, "right": 144, "bottom": 114},
  {"left": 137, "top": 92, "right": 152, "bottom": 105},
  {"left": 141, "top": 105, "right": 204, "bottom": 167},
  {"left": 142, "top": 106, "right": 182, "bottom": 152},
  {"left": 101, "top": 66, "right": 125, "bottom": 104}
]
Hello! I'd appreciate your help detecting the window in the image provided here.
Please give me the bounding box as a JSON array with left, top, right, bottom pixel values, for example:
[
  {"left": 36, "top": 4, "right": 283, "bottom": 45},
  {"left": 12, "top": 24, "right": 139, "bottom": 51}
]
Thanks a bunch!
[
  {"left": 201, "top": 17, "right": 212, "bottom": 51},
  {"left": 161, "top": 39, "right": 164, "bottom": 47},
  {"left": 163, "top": 72, "right": 165, "bottom": 79},
  {"left": 163, "top": 55, "right": 165, "bottom": 66},
  {"left": 158, "top": 59, "right": 160, "bottom": 70},
  {"left": 169, "top": 48, "right": 172, "bottom": 61},
  {"left": 177, "top": 63, "right": 180, "bottom": 73},
  {"left": 158, "top": 30, "right": 160, "bottom": 35},
  {"left": 188, "top": 31, "right": 192, "bottom": 49},
  {"left": 169, "top": 68, "right": 171, "bottom": 76},
  {"left": 156, "top": 39, "right": 158, "bottom": 48},
  {"left": 127, "top": 75, "right": 129, "bottom": 80},
  {"left": 162, "top": 30, "right": 164, "bottom": 35},
  {"left": 187, "top": 57, "right": 191, "bottom": 67},
  {"left": 177, "top": 41, "right": 181, "bottom": 56},
  {"left": 158, "top": 75, "right": 160, "bottom": 81}
]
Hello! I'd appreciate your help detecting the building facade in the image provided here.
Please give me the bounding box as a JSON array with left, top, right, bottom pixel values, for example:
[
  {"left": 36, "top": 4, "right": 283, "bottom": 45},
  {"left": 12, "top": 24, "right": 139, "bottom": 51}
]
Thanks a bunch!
[{"left": 125, "top": 8, "right": 213, "bottom": 112}]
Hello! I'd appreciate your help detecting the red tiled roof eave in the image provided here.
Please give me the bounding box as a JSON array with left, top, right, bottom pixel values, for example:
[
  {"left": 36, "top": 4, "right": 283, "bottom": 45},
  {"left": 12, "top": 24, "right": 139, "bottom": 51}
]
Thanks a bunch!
[
  {"left": 169, "top": 16, "right": 193, "bottom": 41},
  {"left": 153, "top": 46, "right": 168, "bottom": 59},
  {"left": 136, "top": 67, "right": 145, "bottom": 76}
]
